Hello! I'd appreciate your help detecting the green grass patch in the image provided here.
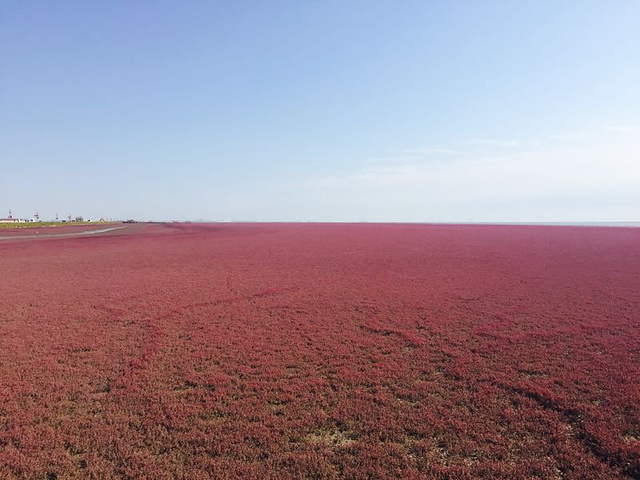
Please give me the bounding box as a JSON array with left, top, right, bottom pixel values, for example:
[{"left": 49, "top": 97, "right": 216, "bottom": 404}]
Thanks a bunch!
[{"left": 0, "top": 221, "right": 112, "bottom": 229}]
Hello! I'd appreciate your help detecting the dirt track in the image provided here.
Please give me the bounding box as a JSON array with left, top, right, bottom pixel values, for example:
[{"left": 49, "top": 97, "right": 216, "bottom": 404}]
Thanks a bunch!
[{"left": 0, "top": 225, "right": 127, "bottom": 241}]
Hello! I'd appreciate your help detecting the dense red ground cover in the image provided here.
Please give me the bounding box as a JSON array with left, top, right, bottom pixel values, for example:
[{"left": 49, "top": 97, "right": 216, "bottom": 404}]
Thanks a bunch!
[{"left": 0, "top": 223, "right": 638, "bottom": 479}]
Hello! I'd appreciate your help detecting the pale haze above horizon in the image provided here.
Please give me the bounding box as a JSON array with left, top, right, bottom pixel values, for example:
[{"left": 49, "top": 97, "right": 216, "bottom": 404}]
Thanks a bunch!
[{"left": 1, "top": 1, "right": 639, "bottom": 222}]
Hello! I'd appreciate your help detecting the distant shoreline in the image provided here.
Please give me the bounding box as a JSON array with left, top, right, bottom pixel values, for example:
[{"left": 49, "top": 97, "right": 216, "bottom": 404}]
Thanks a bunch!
[{"left": 187, "top": 221, "right": 640, "bottom": 228}]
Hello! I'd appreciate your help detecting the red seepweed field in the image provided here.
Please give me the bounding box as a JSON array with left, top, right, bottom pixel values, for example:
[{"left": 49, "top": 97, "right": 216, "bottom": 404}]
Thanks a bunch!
[{"left": 0, "top": 223, "right": 638, "bottom": 479}]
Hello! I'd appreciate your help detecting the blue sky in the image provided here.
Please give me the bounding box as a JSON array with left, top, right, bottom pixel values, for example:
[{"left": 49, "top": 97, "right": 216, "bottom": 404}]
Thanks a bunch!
[{"left": 1, "top": 1, "right": 639, "bottom": 221}]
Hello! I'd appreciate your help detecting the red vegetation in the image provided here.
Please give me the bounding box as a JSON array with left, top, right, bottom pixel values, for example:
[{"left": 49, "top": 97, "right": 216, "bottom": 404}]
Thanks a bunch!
[{"left": 0, "top": 223, "right": 638, "bottom": 479}]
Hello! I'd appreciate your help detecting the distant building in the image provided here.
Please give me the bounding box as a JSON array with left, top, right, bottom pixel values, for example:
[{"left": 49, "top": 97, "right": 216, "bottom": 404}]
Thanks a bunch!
[{"left": 1, "top": 210, "right": 22, "bottom": 223}]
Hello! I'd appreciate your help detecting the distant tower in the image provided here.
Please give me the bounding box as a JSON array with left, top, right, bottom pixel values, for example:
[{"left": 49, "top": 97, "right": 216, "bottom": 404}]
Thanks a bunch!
[
  {"left": 8, "top": 209, "right": 12, "bottom": 219},
  {"left": 55, "top": 213, "right": 59, "bottom": 221},
  {"left": 68, "top": 214, "right": 71, "bottom": 222},
  {"left": 34, "top": 212, "right": 39, "bottom": 221}
]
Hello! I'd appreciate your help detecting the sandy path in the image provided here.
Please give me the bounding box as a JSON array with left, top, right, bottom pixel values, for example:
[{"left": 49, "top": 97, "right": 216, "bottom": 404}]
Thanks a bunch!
[{"left": 0, "top": 226, "right": 126, "bottom": 240}]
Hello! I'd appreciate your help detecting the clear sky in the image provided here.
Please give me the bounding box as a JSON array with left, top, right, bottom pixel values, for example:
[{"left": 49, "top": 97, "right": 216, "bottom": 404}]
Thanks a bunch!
[{"left": 1, "top": 1, "right": 639, "bottom": 222}]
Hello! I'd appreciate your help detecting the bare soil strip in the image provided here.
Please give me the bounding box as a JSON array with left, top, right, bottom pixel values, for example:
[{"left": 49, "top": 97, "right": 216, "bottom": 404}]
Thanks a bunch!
[{"left": 0, "top": 225, "right": 126, "bottom": 240}]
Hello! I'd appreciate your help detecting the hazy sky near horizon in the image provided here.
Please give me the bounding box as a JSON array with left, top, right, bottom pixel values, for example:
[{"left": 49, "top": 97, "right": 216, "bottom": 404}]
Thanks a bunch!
[{"left": 1, "top": 1, "right": 639, "bottom": 222}]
